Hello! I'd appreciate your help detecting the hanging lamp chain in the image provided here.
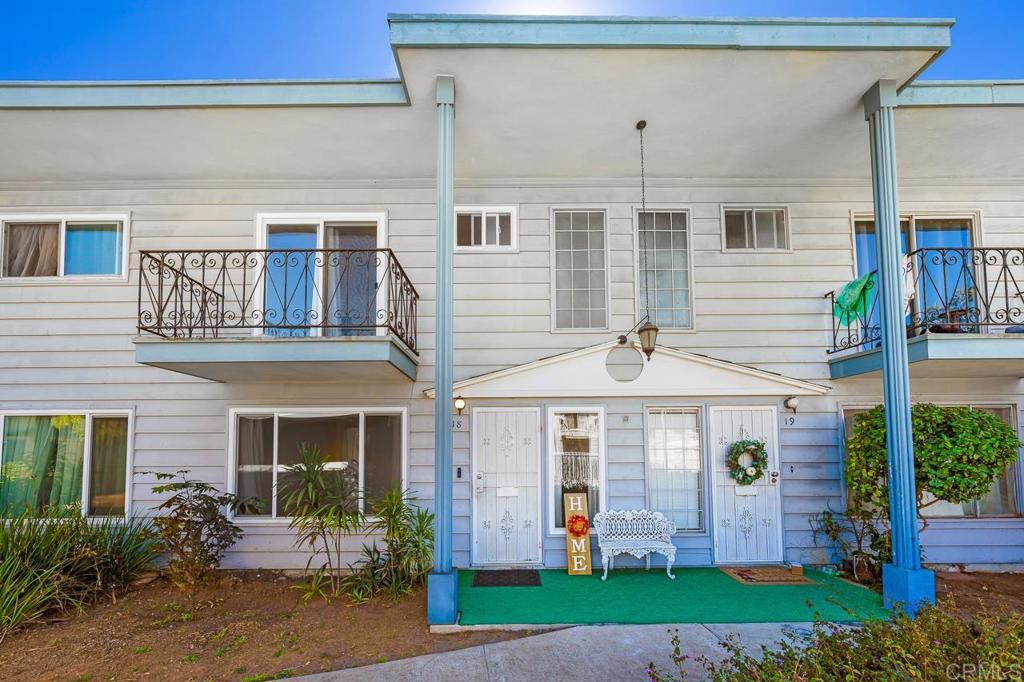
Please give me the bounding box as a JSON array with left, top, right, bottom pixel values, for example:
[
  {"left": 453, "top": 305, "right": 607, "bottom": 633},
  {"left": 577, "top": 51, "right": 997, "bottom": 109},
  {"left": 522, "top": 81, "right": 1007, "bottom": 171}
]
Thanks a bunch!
[{"left": 637, "top": 120, "right": 652, "bottom": 319}]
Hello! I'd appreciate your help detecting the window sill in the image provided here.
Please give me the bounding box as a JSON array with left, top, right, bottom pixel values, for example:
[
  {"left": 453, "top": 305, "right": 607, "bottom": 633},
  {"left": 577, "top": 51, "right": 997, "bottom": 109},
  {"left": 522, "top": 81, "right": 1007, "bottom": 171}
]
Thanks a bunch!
[
  {"left": 0, "top": 275, "right": 129, "bottom": 285},
  {"left": 454, "top": 247, "right": 520, "bottom": 254}
]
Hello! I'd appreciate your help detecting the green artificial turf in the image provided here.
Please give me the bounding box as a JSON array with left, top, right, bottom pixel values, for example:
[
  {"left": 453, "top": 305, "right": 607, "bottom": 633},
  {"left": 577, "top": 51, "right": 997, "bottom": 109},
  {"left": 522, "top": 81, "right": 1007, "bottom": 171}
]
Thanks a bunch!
[{"left": 458, "top": 567, "right": 885, "bottom": 625}]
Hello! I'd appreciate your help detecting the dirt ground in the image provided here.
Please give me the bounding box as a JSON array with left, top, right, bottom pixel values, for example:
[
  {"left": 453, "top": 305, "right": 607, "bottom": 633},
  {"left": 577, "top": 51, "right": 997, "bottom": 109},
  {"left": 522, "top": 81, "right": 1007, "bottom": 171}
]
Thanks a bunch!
[
  {"left": 0, "top": 572, "right": 527, "bottom": 682},
  {"left": 936, "top": 570, "right": 1024, "bottom": 617}
]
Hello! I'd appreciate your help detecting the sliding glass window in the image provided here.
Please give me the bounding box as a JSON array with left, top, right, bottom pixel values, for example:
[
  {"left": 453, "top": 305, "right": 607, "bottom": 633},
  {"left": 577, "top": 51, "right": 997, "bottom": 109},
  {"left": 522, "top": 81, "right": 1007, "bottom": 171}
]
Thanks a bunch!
[
  {"left": 234, "top": 408, "right": 405, "bottom": 518},
  {"left": 0, "top": 413, "right": 130, "bottom": 517}
]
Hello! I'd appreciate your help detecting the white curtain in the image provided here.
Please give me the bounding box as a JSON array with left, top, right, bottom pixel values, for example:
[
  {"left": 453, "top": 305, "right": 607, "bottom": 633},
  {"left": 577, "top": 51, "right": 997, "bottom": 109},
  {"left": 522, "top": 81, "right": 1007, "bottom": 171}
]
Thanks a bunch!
[{"left": 4, "top": 223, "right": 59, "bottom": 277}]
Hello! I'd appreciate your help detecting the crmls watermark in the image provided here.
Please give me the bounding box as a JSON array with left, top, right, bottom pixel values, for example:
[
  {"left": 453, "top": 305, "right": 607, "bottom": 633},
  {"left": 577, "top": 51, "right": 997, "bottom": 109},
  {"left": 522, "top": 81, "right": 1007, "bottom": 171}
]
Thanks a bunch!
[{"left": 946, "top": 662, "right": 1023, "bottom": 681}]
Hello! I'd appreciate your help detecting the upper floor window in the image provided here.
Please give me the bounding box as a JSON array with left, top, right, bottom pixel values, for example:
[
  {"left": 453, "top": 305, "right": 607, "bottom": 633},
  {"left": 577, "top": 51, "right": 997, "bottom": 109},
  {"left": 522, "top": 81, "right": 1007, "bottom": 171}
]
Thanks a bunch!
[
  {"left": 553, "top": 209, "right": 607, "bottom": 330},
  {"left": 637, "top": 210, "right": 692, "bottom": 329},
  {"left": 455, "top": 206, "right": 516, "bottom": 251},
  {"left": 722, "top": 207, "right": 789, "bottom": 251},
  {"left": 0, "top": 412, "right": 131, "bottom": 517},
  {"left": 1, "top": 216, "right": 127, "bottom": 279}
]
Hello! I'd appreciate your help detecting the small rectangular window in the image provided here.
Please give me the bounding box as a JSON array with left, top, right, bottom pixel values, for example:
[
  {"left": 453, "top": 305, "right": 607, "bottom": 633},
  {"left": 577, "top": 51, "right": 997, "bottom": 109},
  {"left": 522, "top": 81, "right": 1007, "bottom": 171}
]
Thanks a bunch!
[
  {"left": 455, "top": 207, "right": 516, "bottom": 250},
  {"left": 2, "top": 217, "right": 126, "bottom": 278},
  {"left": 0, "top": 413, "right": 130, "bottom": 517},
  {"left": 722, "top": 207, "right": 789, "bottom": 251},
  {"left": 553, "top": 209, "right": 607, "bottom": 329}
]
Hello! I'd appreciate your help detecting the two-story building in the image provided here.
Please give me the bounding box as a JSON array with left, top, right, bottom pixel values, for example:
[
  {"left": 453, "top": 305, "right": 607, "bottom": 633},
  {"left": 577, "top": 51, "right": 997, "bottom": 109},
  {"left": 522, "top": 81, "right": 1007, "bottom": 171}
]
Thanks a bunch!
[{"left": 1, "top": 14, "right": 1022, "bottom": 606}]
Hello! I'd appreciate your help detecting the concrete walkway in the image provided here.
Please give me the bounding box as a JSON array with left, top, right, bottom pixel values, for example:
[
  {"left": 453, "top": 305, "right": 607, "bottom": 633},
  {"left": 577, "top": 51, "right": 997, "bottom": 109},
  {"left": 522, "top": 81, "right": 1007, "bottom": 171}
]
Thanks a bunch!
[{"left": 293, "top": 622, "right": 814, "bottom": 682}]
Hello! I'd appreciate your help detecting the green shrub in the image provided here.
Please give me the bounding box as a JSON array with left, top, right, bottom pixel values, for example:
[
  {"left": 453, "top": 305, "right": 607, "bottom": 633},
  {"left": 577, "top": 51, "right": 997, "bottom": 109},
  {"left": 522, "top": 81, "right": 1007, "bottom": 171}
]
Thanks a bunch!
[
  {"left": 846, "top": 404, "right": 1021, "bottom": 523},
  {"left": 647, "top": 600, "right": 1024, "bottom": 681},
  {"left": 0, "top": 505, "right": 160, "bottom": 642},
  {"left": 342, "top": 486, "right": 434, "bottom": 603},
  {"left": 149, "top": 471, "right": 252, "bottom": 598}
]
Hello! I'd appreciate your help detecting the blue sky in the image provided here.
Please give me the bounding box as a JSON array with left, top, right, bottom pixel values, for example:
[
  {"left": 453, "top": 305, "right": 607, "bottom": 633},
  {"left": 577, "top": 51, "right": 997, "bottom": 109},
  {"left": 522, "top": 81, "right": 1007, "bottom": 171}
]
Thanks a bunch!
[{"left": 2, "top": 1, "right": 1021, "bottom": 81}]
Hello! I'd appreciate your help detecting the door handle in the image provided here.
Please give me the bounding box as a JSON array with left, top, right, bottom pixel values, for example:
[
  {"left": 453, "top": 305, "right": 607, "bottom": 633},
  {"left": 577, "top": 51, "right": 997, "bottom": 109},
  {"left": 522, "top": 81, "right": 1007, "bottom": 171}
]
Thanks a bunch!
[{"left": 475, "top": 472, "right": 485, "bottom": 494}]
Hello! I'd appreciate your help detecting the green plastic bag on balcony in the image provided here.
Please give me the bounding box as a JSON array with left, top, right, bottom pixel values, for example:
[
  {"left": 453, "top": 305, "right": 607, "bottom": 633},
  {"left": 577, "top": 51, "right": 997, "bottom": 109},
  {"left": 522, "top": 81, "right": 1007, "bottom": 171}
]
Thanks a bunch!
[{"left": 833, "top": 272, "right": 876, "bottom": 327}]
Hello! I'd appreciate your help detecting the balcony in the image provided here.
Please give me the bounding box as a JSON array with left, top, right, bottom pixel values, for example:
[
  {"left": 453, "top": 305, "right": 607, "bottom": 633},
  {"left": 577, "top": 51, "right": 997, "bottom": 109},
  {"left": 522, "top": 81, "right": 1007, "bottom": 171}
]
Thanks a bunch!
[
  {"left": 134, "top": 249, "right": 419, "bottom": 382},
  {"left": 826, "top": 247, "right": 1024, "bottom": 379}
]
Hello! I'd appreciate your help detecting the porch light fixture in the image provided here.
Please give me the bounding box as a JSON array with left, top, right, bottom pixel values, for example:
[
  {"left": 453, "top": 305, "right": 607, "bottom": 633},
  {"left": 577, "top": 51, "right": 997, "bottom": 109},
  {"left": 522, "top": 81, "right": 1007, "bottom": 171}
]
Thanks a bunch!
[
  {"left": 614, "top": 119, "right": 659, "bottom": 361},
  {"left": 454, "top": 396, "right": 467, "bottom": 414},
  {"left": 784, "top": 397, "right": 800, "bottom": 413}
]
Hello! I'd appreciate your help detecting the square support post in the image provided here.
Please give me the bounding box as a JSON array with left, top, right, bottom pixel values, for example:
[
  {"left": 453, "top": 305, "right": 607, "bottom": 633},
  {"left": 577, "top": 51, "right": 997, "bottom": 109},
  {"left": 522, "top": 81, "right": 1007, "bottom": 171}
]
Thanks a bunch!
[
  {"left": 428, "top": 74, "right": 458, "bottom": 625},
  {"left": 863, "top": 80, "right": 934, "bottom": 616}
]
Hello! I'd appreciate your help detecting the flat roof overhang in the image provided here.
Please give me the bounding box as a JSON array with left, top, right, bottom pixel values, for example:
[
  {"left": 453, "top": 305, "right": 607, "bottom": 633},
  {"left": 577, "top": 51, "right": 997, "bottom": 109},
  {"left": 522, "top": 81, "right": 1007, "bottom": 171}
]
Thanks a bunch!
[
  {"left": 133, "top": 335, "right": 418, "bottom": 383},
  {"left": 828, "top": 334, "right": 1024, "bottom": 380}
]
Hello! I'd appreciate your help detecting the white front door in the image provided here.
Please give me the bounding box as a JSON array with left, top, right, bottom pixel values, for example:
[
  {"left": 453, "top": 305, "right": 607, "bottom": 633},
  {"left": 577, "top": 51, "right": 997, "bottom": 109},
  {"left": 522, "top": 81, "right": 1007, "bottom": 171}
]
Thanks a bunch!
[
  {"left": 709, "top": 406, "right": 784, "bottom": 564},
  {"left": 472, "top": 408, "right": 542, "bottom": 565}
]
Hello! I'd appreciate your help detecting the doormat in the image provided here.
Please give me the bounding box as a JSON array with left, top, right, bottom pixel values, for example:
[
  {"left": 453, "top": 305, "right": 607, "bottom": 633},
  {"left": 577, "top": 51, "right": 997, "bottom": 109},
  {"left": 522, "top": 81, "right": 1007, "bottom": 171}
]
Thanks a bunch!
[
  {"left": 720, "top": 566, "right": 812, "bottom": 585},
  {"left": 471, "top": 570, "right": 542, "bottom": 587}
]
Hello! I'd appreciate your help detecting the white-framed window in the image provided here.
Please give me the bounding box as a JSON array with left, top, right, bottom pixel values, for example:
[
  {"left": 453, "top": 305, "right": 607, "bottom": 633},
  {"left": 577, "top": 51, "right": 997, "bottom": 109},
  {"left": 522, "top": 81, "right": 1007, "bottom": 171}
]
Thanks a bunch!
[
  {"left": 229, "top": 407, "right": 406, "bottom": 519},
  {"left": 0, "top": 214, "right": 129, "bottom": 280},
  {"left": 0, "top": 410, "right": 133, "bottom": 517},
  {"left": 552, "top": 209, "right": 608, "bottom": 330},
  {"left": 842, "top": 404, "right": 1020, "bottom": 518},
  {"left": 721, "top": 206, "right": 789, "bottom": 251},
  {"left": 455, "top": 206, "right": 517, "bottom": 251},
  {"left": 635, "top": 209, "right": 693, "bottom": 330},
  {"left": 547, "top": 406, "right": 606, "bottom": 535},
  {"left": 645, "top": 407, "right": 704, "bottom": 531}
]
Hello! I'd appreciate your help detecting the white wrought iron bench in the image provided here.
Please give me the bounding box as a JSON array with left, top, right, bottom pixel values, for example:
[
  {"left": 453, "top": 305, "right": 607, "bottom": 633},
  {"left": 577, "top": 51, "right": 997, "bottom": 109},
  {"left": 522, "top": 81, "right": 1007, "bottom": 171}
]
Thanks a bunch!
[{"left": 593, "top": 510, "right": 676, "bottom": 580}]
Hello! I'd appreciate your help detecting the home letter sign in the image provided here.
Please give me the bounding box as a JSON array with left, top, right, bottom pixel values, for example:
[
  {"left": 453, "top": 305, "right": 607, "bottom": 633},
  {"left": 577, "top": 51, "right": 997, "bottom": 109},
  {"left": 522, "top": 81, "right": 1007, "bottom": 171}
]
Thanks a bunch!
[{"left": 563, "top": 492, "right": 592, "bottom": 575}]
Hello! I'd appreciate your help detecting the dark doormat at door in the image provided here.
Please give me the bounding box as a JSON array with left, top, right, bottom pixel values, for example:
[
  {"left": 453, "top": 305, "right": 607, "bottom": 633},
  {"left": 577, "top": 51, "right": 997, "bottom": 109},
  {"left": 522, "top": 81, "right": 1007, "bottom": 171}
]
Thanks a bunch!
[{"left": 471, "top": 569, "right": 542, "bottom": 587}]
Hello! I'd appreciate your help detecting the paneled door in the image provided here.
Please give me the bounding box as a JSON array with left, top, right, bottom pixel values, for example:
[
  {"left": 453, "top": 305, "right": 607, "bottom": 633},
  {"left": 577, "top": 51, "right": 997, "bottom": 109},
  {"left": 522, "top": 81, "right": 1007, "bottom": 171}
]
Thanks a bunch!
[
  {"left": 709, "top": 406, "right": 784, "bottom": 564},
  {"left": 472, "top": 408, "right": 542, "bottom": 565}
]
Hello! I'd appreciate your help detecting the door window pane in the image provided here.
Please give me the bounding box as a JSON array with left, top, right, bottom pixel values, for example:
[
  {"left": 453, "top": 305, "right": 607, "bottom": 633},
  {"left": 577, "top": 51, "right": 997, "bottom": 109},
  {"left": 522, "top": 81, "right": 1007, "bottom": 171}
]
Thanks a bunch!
[
  {"left": 638, "top": 210, "right": 691, "bottom": 329},
  {"left": 551, "top": 410, "right": 602, "bottom": 528},
  {"left": 554, "top": 210, "right": 607, "bottom": 329},
  {"left": 3, "top": 223, "right": 59, "bottom": 277},
  {"left": 88, "top": 417, "right": 128, "bottom": 516},
  {"left": 265, "top": 225, "right": 318, "bottom": 336},
  {"left": 0, "top": 415, "right": 86, "bottom": 515},
  {"left": 647, "top": 409, "right": 702, "bottom": 530},
  {"left": 64, "top": 223, "right": 123, "bottom": 276},
  {"left": 324, "top": 223, "right": 377, "bottom": 337}
]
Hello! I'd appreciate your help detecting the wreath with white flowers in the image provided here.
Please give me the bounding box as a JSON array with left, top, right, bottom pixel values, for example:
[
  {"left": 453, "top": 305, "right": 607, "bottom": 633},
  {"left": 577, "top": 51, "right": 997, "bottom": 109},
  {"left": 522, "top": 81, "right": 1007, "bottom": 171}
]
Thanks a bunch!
[{"left": 726, "top": 439, "right": 768, "bottom": 486}]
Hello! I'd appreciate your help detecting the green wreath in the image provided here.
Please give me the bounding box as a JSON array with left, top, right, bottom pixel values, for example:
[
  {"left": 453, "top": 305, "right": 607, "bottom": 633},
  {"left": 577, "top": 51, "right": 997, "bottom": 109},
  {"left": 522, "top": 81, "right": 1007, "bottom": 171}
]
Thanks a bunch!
[{"left": 726, "top": 439, "right": 768, "bottom": 486}]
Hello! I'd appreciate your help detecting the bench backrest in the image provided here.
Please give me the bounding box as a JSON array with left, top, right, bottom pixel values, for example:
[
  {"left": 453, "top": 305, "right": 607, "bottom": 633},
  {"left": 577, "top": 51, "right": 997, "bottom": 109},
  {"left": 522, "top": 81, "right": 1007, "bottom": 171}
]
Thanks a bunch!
[{"left": 593, "top": 510, "right": 675, "bottom": 543}]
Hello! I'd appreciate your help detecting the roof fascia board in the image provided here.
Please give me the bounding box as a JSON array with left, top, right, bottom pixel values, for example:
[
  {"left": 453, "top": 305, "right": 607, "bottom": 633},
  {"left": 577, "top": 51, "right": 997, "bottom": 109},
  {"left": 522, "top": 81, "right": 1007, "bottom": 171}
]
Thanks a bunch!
[
  {"left": 0, "top": 79, "right": 409, "bottom": 109},
  {"left": 389, "top": 14, "right": 953, "bottom": 51},
  {"left": 897, "top": 81, "right": 1024, "bottom": 107}
]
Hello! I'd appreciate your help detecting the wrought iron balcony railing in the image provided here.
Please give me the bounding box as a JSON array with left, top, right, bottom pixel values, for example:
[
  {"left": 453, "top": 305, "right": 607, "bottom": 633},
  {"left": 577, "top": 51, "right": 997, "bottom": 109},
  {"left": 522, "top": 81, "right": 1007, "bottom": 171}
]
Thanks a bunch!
[
  {"left": 826, "top": 247, "right": 1024, "bottom": 354},
  {"left": 138, "top": 249, "right": 418, "bottom": 354}
]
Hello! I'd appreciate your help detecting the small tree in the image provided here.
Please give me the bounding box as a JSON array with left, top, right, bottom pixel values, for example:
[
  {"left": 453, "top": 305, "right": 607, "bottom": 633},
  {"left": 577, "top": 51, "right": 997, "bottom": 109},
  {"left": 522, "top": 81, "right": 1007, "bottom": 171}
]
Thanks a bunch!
[
  {"left": 846, "top": 403, "right": 1021, "bottom": 529},
  {"left": 280, "top": 444, "right": 364, "bottom": 602},
  {"left": 148, "top": 471, "right": 253, "bottom": 599}
]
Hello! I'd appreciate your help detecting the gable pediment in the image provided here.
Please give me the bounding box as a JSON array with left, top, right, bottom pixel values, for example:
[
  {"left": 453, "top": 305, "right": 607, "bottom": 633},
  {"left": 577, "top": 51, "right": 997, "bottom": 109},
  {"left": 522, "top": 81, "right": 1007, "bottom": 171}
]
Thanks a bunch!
[{"left": 426, "top": 342, "right": 828, "bottom": 398}]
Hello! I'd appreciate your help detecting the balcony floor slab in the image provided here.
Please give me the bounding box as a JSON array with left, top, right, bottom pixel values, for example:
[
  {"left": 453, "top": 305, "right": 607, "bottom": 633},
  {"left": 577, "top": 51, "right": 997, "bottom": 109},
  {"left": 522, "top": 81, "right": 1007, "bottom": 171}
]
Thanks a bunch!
[
  {"left": 134, "top": 335, "right": 417, "bottom": 382},
  {"left": 829, "top": 333, "right": 1024, "bottom": 380}
]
